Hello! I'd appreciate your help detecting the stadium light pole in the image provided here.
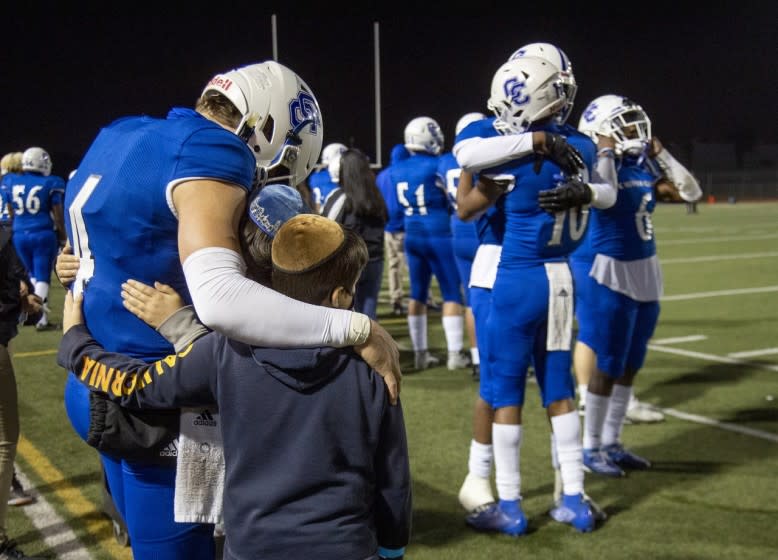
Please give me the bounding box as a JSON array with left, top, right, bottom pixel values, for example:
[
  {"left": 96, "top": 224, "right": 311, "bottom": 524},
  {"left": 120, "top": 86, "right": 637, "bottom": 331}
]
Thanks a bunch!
[
  {"left": 374, "top": 21, "right": 382, "bottom": 168},
  {"left": 270, "top": 16, "right": 382, "bottom": 168},
  {"left": 271, "top": 14, "right": 278, "bottom": 61}
]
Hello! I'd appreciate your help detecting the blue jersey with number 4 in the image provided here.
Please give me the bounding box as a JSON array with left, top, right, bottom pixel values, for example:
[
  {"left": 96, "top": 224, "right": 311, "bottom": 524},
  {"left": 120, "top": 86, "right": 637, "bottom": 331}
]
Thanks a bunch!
[{"left": 64, "top": 107, "right": 255, "bottom": 359}]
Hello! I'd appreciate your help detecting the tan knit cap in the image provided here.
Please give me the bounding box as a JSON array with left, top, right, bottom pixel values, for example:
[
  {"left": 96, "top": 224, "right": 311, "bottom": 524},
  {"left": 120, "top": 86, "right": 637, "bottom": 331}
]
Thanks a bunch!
[{"left": 272, "top": 214, "right": 345, "bottom": 273}]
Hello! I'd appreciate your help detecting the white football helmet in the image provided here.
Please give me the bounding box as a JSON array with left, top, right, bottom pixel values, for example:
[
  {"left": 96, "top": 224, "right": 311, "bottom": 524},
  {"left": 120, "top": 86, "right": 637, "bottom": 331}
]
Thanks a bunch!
[
  {"left": 578, "top": 94, "right": 652, "bottom": 156},
  {"left": 487, "top": 57, "right": 567, "bottom": 135},
  {"left": 403, "top": 116, "right": 444, "bottom": 155},
  {"left": 509, "top": 42, "right": 577, "bottom": 125},
  {"left": 455, "top": 112, "right": 486, "bottom": 136},
  {"left": 327, "top": 151, "right": 342, "bottom": 183},
  {"left": 21, "top": 147, "right": 52, "bottom": 176},
  {"left": 320, "top": 142, "right": 347, "bottom": 169},
  {"left": 202, "top": 60, "right": 323, "bottom": 186}
]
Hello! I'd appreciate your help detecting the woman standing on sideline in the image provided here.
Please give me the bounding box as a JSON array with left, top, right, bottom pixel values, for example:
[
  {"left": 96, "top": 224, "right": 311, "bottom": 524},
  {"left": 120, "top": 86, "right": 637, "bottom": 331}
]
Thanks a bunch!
[{"left": 323, "top": 148, "right": 388, "bottom": 320}]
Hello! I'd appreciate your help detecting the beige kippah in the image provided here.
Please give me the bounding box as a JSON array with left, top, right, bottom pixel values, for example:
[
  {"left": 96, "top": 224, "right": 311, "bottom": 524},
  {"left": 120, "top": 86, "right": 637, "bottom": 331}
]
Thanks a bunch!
[{"left": 272, "top": 214, "right": 345, "bottom": 273}]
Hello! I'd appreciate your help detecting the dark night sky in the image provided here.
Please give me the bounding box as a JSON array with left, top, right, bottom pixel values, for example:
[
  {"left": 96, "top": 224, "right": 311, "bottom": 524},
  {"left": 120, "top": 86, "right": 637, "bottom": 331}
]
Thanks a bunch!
[{"left": 2, "top": 7, "right": 776, "bottom": 176}]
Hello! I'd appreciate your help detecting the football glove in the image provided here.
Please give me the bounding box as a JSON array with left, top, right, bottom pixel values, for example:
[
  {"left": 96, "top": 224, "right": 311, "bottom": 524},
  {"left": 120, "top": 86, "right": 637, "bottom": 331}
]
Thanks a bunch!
[
  {"left": 538, "top": 178, "right": 592, "bottom": 213},
  {"left": 534, "top": 133, "right": 585, "bottom": 175}
]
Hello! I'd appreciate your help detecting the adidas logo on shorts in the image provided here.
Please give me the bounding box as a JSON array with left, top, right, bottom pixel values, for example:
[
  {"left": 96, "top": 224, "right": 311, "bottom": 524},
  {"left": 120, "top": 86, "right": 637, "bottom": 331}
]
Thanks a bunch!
[
  {"left": 160, "top": 439, "right": 178, "bottom": 457},
  {"left": 193, "top": 409, "right": 218, "bottom": 427}
]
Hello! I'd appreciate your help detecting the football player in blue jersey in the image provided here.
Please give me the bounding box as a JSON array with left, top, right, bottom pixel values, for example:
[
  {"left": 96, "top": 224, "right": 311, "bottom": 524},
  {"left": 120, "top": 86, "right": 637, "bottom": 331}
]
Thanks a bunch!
[
  {"left": 573, "top": 95, "right": 702, "bottom": 477},
  {"left": 437, "top": 112, "right": 486, "bottom": 376},
  {"left": 390, "top": 116, "right": 468, "bottom": 371},
  {"left": 455, "top": 55, "right": 620, "bottom": 535},
  {"left": 1, "top": 147, "right": 66, "bottom": 330},
  {"left": 376, "top": 144, "right": 411, "bottom": 316},
  {"left": 308, "top": 142, "right": 347, "bottom": 212},
  {"left": 454, "top": 42, "right": 614, "bottom": 524},
  {"left": 56, "top": 60, "right": 400, "bottom": 560}
]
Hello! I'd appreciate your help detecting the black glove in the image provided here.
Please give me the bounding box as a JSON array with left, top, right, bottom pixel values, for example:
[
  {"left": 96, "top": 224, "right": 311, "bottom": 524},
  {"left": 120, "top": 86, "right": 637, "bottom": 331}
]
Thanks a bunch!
[
  {"left": 533, "top": 133, "right": 585, "bottom": 175},
  {"left": 537, "top": 178, "right": 592, "bottom": 213}
]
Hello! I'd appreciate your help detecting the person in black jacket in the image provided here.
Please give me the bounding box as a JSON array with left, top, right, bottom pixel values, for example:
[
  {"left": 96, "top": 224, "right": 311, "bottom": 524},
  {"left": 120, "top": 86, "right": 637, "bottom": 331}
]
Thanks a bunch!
[
  {"left": 0, "top": 229, "right": 44, "bottom": 559},
  {"left": 322, "top": 148, "right": 388, "bottom": 320},
  {"left": 58, "top": 215, "right": 411, "bottom": 560}
]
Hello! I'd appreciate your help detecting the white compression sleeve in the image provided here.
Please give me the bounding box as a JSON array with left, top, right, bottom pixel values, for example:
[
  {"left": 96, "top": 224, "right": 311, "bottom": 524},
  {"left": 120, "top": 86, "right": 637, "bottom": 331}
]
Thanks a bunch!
[
  {"left": 183, "top": 247, "right": 368, "bottom": 348},
  {"left": 654, "top": 149, "right": 703, "bottom": 202},
  {"left": 588, "top": 151, "right": 618, "bottom": 209},
  {"left": 453, "top": 133, "right": 534, "bottom": 172}
]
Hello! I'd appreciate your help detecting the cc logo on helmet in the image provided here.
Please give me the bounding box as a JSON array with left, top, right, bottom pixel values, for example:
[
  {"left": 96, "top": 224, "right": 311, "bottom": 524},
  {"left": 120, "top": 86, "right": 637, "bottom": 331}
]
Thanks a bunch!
[
  {"left": 289, "top": 91, "right": 320, "bottom": 135},
  {"left": 503, "top": 78, "right": 530, "bottom": 107},
  {"left": 582, "top": 102, "right": 600, "bottom": 124}
]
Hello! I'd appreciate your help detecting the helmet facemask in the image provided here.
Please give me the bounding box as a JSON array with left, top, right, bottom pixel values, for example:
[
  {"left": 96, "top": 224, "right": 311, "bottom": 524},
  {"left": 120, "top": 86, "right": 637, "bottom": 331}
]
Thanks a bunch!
[{"left": 609, "top": 106, "right": 652, "bottom": 157}]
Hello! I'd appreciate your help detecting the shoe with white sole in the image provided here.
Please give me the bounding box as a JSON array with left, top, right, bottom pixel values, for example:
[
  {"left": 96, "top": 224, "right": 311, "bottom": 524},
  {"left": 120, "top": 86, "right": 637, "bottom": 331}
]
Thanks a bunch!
[
  {"left": 414, "top": 350, "right": 440, "bottom": 371},
  {"left": 625, "top": 395, "right": 665, "bottom": 424},
  {"left": 447, "top": 350, "right": 471, "bottom": 371}
]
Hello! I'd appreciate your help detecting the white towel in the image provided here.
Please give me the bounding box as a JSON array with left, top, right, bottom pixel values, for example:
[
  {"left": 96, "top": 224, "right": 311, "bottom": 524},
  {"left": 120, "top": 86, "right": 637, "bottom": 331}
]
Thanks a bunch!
[
  {"left": 174, "top": 406, "right": 225, "bottom": 524},
  {"left": 545, "top": 262, "right": 573, "bottom": 351}
]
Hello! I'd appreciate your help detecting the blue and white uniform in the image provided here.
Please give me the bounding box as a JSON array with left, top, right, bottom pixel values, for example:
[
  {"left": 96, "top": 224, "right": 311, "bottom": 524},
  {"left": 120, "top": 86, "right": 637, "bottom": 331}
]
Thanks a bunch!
[
  {"left": 63, "top": 107, "right": 255, "bottom": 559},
  {"left": 482, "top": 123, "right": 596, "bottom": 408},
  {"left": 2, "top": 170, "right": 64, "bottom": 283},
  {"left": 570, "top": 154, "right": 662, "bottom": 378},
  {"left": 390, "top": 152, "right": 462, "bottom": 304},
  {"left": 438, "top": 151, "right": 478, "bottom": 306}
]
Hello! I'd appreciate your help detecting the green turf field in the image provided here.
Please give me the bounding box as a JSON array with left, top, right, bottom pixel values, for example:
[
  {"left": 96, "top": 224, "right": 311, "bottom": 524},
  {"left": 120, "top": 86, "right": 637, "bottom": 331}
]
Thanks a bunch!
[{"left": 8, "top": 201, "right": 778, "bottom": 559}]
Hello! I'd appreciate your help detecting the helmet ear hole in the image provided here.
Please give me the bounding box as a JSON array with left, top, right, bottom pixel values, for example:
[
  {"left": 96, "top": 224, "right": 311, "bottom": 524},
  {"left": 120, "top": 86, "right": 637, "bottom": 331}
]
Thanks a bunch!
[{"left": 261, "top": 115, "right": 275, "bottom": 143}]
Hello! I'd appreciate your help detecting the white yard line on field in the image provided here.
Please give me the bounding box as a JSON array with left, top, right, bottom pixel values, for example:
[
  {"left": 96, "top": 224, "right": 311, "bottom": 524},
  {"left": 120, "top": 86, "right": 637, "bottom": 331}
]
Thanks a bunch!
[
  {"left": 660, "top": 233, "right": 778, "bottom": 246},
  {"left": 647, "top": 342, "right": 778, "bottom": 443},
  {"left": 660, "top": 251, "right": 778, "bottom": 264},
  {"left": 647, "top": 343, "right": 778, "bottom": 372},
  {"left": 661, "top": 285, "right": 778, "bottom": 301},
  {"left": 728, "top": 347, "right": 778, "bottom": 359},
  {"left": 13, "top": 469, "right": 93, "bottom": 560},
  {"left": 660, "top": 408, "right": 778, "bottom": 443},
  {"left": 651, "top": 335, "right": 708, "bottom": 345}
]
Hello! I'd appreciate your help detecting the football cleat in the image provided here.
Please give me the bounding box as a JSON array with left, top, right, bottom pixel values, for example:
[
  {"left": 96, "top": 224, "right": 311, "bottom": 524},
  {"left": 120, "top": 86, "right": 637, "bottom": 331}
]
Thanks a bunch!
[
  {"left": 603, "top": 443, "right": 651, "bottom": 470},
  {"left": 549, "top": 493, "right": 596, "bottom": 532},
  {"left": 583, "top": 448, "right": 625, "bottom": 477},
  {"left": 465, "top": 499, "right": 528, "bottom": 537},
  {"left": 414, "top": 350, "right": 440, "bottom": 371},
  {"left": 447, "top": 350, "right": 471, "bottom": 371},
  {"left": 458, "top": 473, "right": 495, "bottom": 513},
  {"left": 8, "top": 474, "right": 34, "bottom": 507},
  {"left": 625, "top": 396, "right": 665, "bottom": 424}
]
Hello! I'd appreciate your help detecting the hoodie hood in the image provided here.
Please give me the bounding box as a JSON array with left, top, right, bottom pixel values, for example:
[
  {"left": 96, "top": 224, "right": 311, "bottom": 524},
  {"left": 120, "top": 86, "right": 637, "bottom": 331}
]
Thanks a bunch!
[{"left": 249, "top": 345, "right": 358, "bottom": 392}]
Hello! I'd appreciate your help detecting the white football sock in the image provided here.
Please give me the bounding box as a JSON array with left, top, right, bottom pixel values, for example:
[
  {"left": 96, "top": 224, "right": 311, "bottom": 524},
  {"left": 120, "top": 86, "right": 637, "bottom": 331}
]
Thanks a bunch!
[
  {"left": 583, "top": 392, "right": 609, "bottom": 450},
  {"left": 552, "top": 411, "right": 585, "bottom": 496},
  {"left": 442, "top": 315, "right": 464, "bottom": 353},
  {"left": 492, "top": 423, "right": 522, "bottom": 501},
  {"left": 602, "top": 384, "right": 632, "bottom": 446},
  {"left": 407, "top": 314, "right": 427, "bottom": 352}
]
